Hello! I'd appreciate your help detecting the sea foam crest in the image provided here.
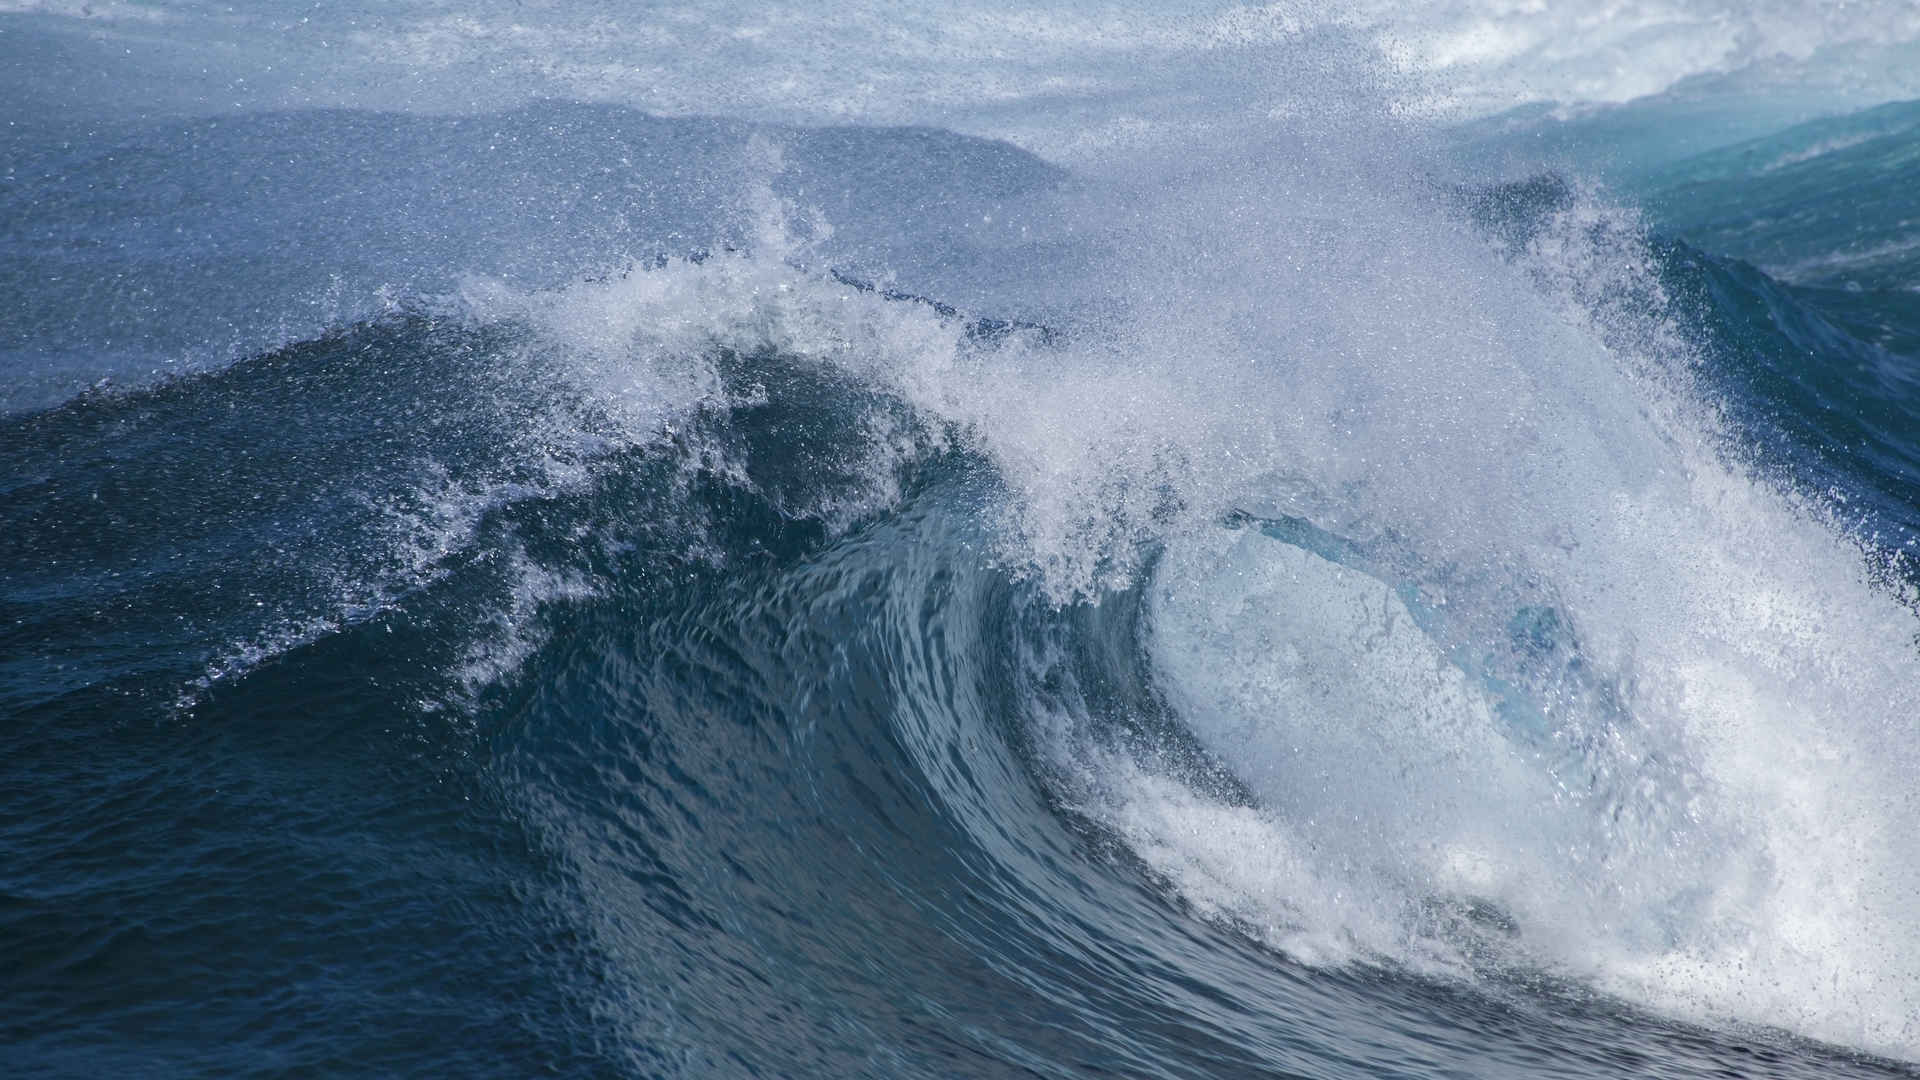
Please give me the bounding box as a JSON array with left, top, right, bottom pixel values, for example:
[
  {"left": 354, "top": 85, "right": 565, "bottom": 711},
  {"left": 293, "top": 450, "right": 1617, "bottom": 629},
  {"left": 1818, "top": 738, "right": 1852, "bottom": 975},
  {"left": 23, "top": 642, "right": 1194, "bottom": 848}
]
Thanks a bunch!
[
  {"left": 447, "top": 142, "right": 1920, "bottom": 1057},
  {"left": 1111, "top": 166, "right": 1920, "bottom": 1056}
]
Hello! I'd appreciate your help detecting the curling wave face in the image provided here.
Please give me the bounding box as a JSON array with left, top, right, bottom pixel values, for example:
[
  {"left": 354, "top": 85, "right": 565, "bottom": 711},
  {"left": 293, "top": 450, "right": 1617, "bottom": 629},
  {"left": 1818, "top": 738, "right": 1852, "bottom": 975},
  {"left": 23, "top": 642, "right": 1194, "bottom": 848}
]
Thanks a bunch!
[
  {"left": 366, "top": 150, "right": 1920, "bottom": 1056},
  {"left": 7, "top": 43, "right": 1920, "bottom": 1079}
]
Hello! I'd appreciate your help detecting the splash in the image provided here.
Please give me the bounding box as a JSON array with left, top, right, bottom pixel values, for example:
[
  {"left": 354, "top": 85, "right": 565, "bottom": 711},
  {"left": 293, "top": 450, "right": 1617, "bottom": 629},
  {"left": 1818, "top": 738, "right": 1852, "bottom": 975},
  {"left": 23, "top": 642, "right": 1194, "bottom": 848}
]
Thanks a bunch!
[{"left": 215, "top": 63, "right": 1920, "bottom": 1058}]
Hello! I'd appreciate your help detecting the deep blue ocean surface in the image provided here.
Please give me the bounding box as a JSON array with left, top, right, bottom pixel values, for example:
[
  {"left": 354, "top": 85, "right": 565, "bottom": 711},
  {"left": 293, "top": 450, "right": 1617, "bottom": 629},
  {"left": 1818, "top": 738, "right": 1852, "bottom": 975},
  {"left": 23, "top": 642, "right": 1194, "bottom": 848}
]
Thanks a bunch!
[{"left": 6, "top": 4, "right": 1920, "bottom": 1077}]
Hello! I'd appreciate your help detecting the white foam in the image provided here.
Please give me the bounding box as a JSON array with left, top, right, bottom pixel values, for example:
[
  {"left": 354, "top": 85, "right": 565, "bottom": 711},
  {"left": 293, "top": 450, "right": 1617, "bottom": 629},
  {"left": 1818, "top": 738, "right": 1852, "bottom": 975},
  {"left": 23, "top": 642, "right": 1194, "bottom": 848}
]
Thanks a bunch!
[
  {"left": 348, "top": 2, "right": 1920, "bottom": 142},
  {"left": 117, "top": 34, "right": 1910, "bottom": 1054},
  {"left": 20, "top": 2, "right": 1920, "bottom": 151},
  {"left": 1091, "top": 171, "right": 1920, "bottom": 1056},
  {"left": 444, "top": 115, "right": 1920, "bottom": 1060}
]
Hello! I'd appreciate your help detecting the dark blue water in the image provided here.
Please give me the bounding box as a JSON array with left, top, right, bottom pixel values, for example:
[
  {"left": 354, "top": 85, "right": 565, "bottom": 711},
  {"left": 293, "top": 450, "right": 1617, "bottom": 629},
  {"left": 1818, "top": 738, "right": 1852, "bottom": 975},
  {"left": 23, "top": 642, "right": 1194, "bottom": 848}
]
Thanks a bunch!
[{"left": 7, "top": 66, "right": 1920, "bottom": 1080}]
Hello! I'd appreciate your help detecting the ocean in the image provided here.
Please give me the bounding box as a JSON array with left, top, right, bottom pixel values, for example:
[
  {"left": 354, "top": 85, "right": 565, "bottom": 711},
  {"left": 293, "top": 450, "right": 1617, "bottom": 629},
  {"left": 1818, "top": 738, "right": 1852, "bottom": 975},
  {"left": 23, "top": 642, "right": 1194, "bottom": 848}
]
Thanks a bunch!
[{"left": 5, "top": 3, "right": 1920, "bottom": 1076}]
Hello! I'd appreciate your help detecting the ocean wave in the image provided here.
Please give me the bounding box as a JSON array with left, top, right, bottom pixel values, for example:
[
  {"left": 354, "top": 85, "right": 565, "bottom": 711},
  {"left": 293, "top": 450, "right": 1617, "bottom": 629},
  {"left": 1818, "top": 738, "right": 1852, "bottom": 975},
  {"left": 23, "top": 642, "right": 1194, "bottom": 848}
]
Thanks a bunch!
[{"left": 10, "top": 43, "right": 1920, "bottom": 1071}]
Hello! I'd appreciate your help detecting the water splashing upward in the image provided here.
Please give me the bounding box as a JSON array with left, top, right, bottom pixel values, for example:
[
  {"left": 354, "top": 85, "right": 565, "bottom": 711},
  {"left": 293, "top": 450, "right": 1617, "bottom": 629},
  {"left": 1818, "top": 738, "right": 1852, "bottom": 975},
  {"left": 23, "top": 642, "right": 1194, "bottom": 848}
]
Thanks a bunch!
[
  {"left": 9, "top": 2, "right": 1920, "bottom": 1075},
  {"left": 441, "top": 112, "right": 1920, "bottom": 1053}
]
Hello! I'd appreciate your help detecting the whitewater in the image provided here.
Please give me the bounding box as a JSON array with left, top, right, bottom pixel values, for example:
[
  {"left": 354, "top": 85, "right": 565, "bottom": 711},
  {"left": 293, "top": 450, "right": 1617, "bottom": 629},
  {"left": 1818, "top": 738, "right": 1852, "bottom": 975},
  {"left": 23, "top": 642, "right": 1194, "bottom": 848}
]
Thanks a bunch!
[{"left": 5, "top": 2, "right": 1920, "bottom": 1077}]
